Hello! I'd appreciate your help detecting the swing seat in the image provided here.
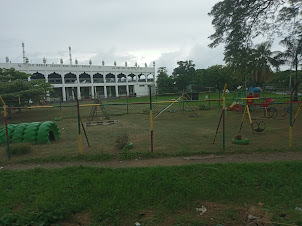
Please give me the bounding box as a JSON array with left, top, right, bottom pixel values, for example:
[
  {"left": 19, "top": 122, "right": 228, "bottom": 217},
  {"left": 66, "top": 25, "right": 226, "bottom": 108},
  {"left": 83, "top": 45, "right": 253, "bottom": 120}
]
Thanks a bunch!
[
  {"left": 232, "top": 138, "right": 249, "bottom": 145},
  {"left": 253, "top": 121, "right": 266, "bottom": 132}
]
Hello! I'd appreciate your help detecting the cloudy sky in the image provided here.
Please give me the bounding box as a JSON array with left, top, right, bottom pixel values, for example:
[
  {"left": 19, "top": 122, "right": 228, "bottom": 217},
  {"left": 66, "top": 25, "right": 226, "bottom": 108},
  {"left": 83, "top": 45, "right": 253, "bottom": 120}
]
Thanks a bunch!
[{"left": 0, "top": 0, "right": 225, "bottom": 73}]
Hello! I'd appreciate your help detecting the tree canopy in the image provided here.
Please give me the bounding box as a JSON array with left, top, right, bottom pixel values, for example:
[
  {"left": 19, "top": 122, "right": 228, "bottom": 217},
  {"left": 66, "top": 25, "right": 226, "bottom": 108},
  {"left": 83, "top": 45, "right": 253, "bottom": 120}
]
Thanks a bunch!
[
  {"left": 156, "top": 67, "right": 175, "bottom": 94},
  {"left": 208, "top": 0, "right": 302, "bottom": 88},
  {"left": 196, "top": 65, "right": 235, "bottom": 91},
  {"left": 172, "top": 60, "right": 196, "bottom": 92},
  {"left": 209, "top": 0, "right": 302, "bottom": 51},
  {"left": 0, "top": 68, "right": 53, "bottom": 106}
]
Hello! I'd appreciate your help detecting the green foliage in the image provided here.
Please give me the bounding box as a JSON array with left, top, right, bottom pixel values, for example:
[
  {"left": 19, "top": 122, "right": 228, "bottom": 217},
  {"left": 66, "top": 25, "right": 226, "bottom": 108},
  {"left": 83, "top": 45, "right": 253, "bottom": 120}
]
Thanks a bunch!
[
  {"left": 275, "top": 34, "right": 302, "bottom": 80},
  {"left": 115, "top": 133, "right": 129, "bottom": 150},
  {"left": 156, "top": 67, "right": 175, "bottom": 94},
  {"left": 0, "top": 68, "right": 53, "bottom": 106},
  {"left": 195, "top": 65, "right": 235, "bottom": 90},
  {"left": 172, "top": 60, "right": 196, "bottom": 92},
  {"left": 208, "top": 0, "right": 301, "bottom": 87},
  {"left": 1, "top": 162, "right": 302, "bottom": 224},
  {"left": 0, "top": 68, "right": 28, "bottom": 82},
  {"left": 271, "top": 70, "right": 302, "bottom": 88},
  {"left": 208, "top": 0, "right": 301, "bottom": 49},
  {"left": 225, "top": 42, "right": 279, "bottom": 86}
]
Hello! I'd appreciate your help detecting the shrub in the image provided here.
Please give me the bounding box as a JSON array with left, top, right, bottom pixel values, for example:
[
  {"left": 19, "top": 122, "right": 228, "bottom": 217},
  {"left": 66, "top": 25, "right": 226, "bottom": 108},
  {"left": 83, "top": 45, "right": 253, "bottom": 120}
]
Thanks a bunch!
[{"left": 115, "top": 133, "right": 129, "bottom": 150}]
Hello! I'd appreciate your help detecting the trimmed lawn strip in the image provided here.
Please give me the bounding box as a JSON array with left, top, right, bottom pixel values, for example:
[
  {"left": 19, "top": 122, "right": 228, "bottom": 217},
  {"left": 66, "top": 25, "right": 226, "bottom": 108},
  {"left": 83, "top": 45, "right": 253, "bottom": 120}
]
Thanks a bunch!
[{"left": 1, "top": 161, "right": 302, "bottom": 225}]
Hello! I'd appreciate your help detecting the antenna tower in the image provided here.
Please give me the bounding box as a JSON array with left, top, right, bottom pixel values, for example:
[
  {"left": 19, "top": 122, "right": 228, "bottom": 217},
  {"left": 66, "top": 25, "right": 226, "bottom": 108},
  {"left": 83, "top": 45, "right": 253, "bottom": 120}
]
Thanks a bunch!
[
  {"left": 22, "top": 42, "right": 26, "bottom": 63},
  {"left": 69, "top": 46, "right": 72, "bottom": 65}
]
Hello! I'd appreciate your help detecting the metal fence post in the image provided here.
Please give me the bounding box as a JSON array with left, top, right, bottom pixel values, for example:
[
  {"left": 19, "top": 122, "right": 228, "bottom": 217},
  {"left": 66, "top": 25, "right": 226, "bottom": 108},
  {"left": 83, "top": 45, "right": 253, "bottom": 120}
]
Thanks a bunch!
[{"left": 0, "top": 96, "right": 11, "bottom": 160}]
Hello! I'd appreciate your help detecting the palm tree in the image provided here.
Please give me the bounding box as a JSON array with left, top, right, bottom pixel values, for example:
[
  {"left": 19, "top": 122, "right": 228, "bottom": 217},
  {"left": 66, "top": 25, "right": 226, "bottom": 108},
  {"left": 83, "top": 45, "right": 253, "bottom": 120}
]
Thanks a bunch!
[
  {"left": 275, "top": 34, "right": 302, "bottom": 98},
  {"left": 251, "top": 42, "right": 280, "bottom": 85}
]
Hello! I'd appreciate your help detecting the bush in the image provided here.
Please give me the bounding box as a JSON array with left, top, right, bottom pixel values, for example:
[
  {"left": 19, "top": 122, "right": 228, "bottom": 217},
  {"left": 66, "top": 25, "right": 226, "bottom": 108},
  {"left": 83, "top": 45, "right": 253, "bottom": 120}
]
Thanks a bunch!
[
  {"left": 198, "top": 103, "right": 208, "bottom": 110},
  {"left": 9, "top": 143, "right": 32, "bottom": 156},
  {"left": 115, "top": 133, "right": 129, "bottom": 150}
]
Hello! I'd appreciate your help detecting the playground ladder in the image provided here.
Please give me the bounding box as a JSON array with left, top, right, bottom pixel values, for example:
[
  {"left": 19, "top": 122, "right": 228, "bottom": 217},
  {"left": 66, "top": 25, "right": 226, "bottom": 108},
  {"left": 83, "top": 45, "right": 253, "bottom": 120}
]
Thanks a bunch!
[
  {"left": 99, "top": 100, "right": 110, "bottom": 120},
  {"left": 182, "top": 93, "right": 199, "bottom": 117},
  {"left": 88, "top": 99, "right": 110, "bottom": 120}
]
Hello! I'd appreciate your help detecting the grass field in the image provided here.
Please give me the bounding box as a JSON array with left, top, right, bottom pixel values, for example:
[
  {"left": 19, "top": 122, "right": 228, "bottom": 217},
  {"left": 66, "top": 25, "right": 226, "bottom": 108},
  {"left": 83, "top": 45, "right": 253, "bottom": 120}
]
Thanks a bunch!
[
  {"left": 1, "top": 162, "right": 302, "bottom": 225},
  {"left": 1, "top": 93, "right": 302, "bottom": 163}
]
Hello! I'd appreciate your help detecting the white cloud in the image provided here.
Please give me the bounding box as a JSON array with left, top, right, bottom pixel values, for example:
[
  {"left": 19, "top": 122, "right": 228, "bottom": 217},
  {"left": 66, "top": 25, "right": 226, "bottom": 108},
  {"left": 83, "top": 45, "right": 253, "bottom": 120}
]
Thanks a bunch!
[
  {"left": 0, "top": 0, "right": 226, "bottom": 71},
  {"left": 155, "top": 44, "right": 225, "bottom": 74}
]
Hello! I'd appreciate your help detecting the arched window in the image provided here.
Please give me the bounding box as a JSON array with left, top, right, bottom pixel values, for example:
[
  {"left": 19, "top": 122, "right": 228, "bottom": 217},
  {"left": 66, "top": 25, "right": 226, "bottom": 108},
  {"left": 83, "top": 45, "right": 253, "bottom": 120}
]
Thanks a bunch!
[
  {"left": 79, "top": 72, "right": 91, "bottom": 83},
  {"left": 117, "top": 73, "right": 126, "bottom": 83},
  {"left": 93, "top": 73, "right": 104, "bottom": 83},
  {"left": 138, "top": 74, "right": 146, "bottom": 82},
  {"left": 105, "top": 73, "right": 115, "bottom": 83},
  {"left": 48, "top": 72, "right": 62, "bottom": 84},
  {"left": 128, "top": 73, "right": 136, "bottom": 82},
  {"left": 31, "top": 72, "right": 45, "bottom": 80},
  {"left": 147, "top": 74, "right": 154, "bottom": 82},
  {"left": 64, "top": 72, "right": 77, "bottom": 83}
]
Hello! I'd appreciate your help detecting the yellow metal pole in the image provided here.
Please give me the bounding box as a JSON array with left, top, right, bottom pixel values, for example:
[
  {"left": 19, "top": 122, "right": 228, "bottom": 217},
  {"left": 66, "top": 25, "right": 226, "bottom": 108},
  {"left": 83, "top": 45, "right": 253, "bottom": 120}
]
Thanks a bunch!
[
  {"left": 222, "top": 83, "right": 227, "bottom": 151},
  {"left": 246, "top": 105, "right": 254, "bottom": 135},
  {"left": 0, "top": 96, "right": 11, "bottom": 160},
  {"left": 293, "top": 103, "right": 302, "bottom": 125}
]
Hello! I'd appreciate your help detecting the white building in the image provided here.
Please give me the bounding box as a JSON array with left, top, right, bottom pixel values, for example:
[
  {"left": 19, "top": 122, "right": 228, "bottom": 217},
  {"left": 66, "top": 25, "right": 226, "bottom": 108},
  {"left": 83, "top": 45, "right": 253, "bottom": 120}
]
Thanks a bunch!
[{"left": 0, "top": 62, "right": 156, "bottom": 101}]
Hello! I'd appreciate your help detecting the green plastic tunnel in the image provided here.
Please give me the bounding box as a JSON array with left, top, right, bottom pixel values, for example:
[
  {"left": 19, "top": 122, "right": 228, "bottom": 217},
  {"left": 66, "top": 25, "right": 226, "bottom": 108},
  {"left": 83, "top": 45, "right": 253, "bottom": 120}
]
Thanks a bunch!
[
  {"left": 11, "top": 123, "right": 28, "bottom": 143},
  {"left": 36, "top": 121, "right": 60, "bottom": 144},
  {"left": 0, "top": 124, "right": 17, "bottom": 144},
  {"left": 23, "top": 122, "right": 42, "bottom": 144},
  {"left": 0, "top": 121, "right": 60, "bottom": 144}
]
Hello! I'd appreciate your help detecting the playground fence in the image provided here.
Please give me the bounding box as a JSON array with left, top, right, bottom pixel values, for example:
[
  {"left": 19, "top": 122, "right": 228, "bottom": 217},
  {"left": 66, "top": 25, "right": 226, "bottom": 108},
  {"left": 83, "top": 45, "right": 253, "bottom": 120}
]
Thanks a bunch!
[{"left": 1, "top": 92, "right": 302, "bottom": 160}]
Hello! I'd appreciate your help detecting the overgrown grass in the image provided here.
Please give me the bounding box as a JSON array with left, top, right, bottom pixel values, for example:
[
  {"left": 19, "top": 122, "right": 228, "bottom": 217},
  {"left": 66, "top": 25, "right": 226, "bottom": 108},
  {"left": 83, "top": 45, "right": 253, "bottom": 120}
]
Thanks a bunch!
[{"left": 1, "top": 162, "right": 302, "bottom": 225}]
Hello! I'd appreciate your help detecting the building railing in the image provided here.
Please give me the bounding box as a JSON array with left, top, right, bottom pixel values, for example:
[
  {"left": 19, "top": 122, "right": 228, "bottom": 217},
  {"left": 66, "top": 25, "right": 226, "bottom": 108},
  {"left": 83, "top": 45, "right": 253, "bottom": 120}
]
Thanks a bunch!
[
  {"left": 65, "top": 79, "right": 77, "bottom": 84},
  {"left": 106, "top": 78, "right": 116, "bottom": 83},
  {"left": 93, "top": 78, "right": 104, "bottom": 83},
  {"left": 34, "top": 78, "right": 154, "bottom": 85},
  {"left": 49, "top": 79, "right": 63, "bottom": 84},
  {"left": 79, "top": 78, "right": 91, "bottom": 83}
]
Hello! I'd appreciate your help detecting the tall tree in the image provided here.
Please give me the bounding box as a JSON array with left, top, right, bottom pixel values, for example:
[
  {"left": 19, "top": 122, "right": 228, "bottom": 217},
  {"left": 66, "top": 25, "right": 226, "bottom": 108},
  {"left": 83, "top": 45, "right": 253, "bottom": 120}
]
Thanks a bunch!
[
  {"left": 208, "top": 0, "right": 302, "bottom": 61},
  {"left": 251, "top": 42, "right": 280, "bottom": 85},
  {"left": 172, "top": 60, "right": 196, "bottom": 92},
  {"left": 196, "top": 65, "right": 235, "bottom": 90},
  {"left": 275, "top": 33, "right": 302, "bottom": 98},
  {"left": 156, "top": 67, "right": 175, "bottom": 94},
  {"left": 0, "top": 68, "right": 53, "bottom": 106}
]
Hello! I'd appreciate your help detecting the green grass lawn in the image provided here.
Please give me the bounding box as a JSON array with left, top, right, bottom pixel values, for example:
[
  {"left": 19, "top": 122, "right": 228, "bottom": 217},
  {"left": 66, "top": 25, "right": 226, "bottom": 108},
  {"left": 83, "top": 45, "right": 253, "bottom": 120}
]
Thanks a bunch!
[{"left": 1, "top": 162, "right": 302, "bottom": 225}]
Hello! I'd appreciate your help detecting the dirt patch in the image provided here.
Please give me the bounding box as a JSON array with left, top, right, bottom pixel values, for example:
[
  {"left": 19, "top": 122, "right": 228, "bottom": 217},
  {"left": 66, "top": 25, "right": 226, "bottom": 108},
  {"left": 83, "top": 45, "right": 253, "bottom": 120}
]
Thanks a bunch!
[
  {"left": 56, "top": 212, "right": 91, "bottom": 226},
  {"left": 243, "top": 205, "right": 272, "bottom": 225},
  {"left": 2, "top": 151, "right": 302, "bottom": 171},
  {"left": 138, "top": 210, "right": 156, "bottom": 221},
  {"left": 193, "top": 202, "right": 246, "bottom": 225}
]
